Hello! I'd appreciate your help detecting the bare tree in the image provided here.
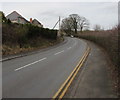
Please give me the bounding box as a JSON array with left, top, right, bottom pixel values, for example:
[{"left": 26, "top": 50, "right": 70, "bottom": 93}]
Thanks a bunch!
[
  {"left": 60, "top": 14, "right": 89, "bottom": 35},
  {"left": 78, "top": 16, "right": 89, "bottom": 32},
  {"left": 60, "top": 17, "right": 73, "bottom": 35},
  {"left": 69, "top": 14, "right": 80, "bottom": 34}
]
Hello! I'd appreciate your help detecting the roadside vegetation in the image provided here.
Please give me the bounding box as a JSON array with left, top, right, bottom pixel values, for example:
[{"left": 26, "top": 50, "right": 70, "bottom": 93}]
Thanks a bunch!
[
  {"left": 75, "top": 27, "right": 119, "bottom": 97},
  {"left": 1, "top": 11, "right": 62, "bottom": 56},
  {"left": 76, "top": 27, "right": 118, "bottom": 67}
]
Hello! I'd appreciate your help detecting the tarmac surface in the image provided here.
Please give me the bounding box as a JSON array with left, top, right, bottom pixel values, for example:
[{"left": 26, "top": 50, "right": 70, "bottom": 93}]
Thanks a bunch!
[
  {"left": 64, "top": 40, "right": 117, "bottom": 98},
  {"left": 3, "top": 37, "right": 87, "bottom": 98}
]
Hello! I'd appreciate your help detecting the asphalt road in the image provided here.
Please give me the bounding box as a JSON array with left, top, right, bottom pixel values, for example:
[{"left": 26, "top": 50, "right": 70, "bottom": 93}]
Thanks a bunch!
[{"left": 3, "top": 37, "right": 87, "bottom": 98}]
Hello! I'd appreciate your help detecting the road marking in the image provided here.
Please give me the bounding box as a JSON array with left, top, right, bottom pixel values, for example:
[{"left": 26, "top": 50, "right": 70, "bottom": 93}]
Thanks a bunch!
[
  {"left": 54, "top": 50, "right": 64, "bottom": 55},
  {"left": 14, "top": 57, "right": 47, "bottom": 71},
  {"left": 52, "top": 47, "right": 90, "bottom": 99},
  {"left": 67, "top": 47, "right": 71, "bottom": 50}
]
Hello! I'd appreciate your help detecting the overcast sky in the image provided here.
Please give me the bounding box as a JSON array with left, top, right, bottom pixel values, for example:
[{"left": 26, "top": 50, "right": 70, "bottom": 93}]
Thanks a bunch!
[{"left": 1, "top": 2, "right": 118, "bottom": 30}]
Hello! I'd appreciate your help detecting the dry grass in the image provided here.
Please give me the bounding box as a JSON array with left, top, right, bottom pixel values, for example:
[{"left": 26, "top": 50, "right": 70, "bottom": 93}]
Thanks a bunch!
[{"left": 2, "top": 37, "right": 63, "bottom": 56}]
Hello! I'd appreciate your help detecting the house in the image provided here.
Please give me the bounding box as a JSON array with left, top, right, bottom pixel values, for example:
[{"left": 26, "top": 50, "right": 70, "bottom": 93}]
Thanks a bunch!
[
  {"left": 30, "top": 18, "right": 43, "bottom": 28},
  {"left": 6, "top": 11, "right": 43, "bottom": 27},
  {"left": 6, "top": 11, "right": 29, "bottom": 24}
]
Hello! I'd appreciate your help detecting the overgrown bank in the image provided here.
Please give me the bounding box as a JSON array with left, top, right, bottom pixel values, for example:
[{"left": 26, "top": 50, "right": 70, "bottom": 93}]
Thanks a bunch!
[
  {"left": 75, "top": 27, "right": 119, "bottom": 97},
  {"left": 2, "top": 23, "right": 63, "bottom": 56}
]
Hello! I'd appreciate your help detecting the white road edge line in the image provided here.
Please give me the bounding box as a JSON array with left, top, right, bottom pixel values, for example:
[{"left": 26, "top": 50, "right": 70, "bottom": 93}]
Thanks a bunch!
[
  {"left": 54, "top": 50, "right": 64, "bottom": 55},
  {"left": 14, "top": 57, "right": 47, "bottom": 71},
  {"left": 67, "top": 47, "right": 71, "bottom": 50}
]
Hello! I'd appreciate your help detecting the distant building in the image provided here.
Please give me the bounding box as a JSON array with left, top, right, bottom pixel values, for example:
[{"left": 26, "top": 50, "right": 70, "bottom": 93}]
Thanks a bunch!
[
  {"left": 6, "top": 11, "right": 43, "bottom": 27},
  {"left": 30, "top": 18, "right": 43, "bottom": 28},
  {"left": 6, "top": 11, "right": 29, "bottom": 24}
]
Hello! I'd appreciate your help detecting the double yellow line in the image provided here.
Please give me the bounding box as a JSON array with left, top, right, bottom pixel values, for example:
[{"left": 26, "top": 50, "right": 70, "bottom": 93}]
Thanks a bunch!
[{"left": 52, "top": 46, "right": 90, "bottom": 100}]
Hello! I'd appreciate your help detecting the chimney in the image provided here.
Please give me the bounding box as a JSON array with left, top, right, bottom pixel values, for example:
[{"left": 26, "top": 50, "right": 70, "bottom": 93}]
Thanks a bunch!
[{"left": 30, "top": 18, "right": 32, "bottom": 23}]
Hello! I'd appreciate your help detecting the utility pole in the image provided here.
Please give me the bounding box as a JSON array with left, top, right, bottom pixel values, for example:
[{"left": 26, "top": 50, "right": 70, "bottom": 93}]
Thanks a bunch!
[
  {"left": 53, "top": 16, "right": 61, "bottom": 30},
  {"left": 59, "top": 16, "right": 60, "bottom": 30},
  {"left": 52, "top": 16, "right": 61, "bottom": 37}
]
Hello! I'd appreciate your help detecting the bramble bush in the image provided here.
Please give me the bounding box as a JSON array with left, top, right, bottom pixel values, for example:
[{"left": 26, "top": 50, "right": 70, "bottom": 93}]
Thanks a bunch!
[{"left": 2, "top": 23, "right": 58, "bottom": 48}]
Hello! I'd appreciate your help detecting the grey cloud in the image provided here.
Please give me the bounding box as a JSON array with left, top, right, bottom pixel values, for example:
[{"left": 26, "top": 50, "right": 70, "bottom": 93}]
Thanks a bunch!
[{"left": 2, "top": 2, "right": 118, "bottom": 29}]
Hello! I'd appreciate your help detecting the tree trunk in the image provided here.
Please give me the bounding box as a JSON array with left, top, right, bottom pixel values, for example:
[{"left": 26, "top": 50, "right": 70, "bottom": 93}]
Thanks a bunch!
[
  {"left": 80, "top": 27, "right": 83, "bottom": 33},
  {"left": 75, "top": 28, "right": 77, "bottom": 34}
]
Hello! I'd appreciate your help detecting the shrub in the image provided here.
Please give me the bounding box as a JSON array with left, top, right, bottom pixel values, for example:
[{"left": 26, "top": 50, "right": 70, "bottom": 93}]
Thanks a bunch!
[{"left": 2, "top": 23, "right": 58, "bottom": 48}]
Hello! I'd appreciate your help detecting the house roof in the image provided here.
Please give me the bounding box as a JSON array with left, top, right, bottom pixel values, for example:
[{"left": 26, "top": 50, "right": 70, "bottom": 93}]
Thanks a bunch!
[
  {"left": 18, "top": 16, "right": 29, "bottom": 23},
  {"left": 6, "top": 11, "right": 29, "bottom": 23},
  {"left": 32, "top": 19, "right": 42, "bottom": 25},
  {"left": 6, "top": 11, "right": 22, "bottom": 20}
]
